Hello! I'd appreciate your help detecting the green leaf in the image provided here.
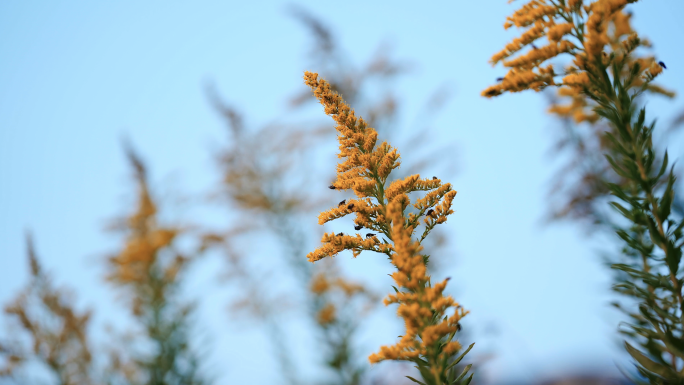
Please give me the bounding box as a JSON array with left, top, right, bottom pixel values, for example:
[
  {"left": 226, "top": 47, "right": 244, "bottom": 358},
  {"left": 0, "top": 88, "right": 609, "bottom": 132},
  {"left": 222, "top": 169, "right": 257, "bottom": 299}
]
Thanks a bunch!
[
  {"left": 665, "top": 242, "right": 682, "bottom": 277},
  {"left": 658, "top": 330, "right": 684, "bottom": 360},
  {"left": 656, "top": 151, "right": 669, "bottom": 178},
  {"left": 624, "top": 341, "right": 673, "bottom": 378},
  {"left": 415, "top": 363, "right": 433, "bottom": 384},
  {"left": 607, "top": 182, "right": 630, "bottom": 202},
  {"left": 446, "top": 343, "right": 475, "bottom": 371},
  {"left": 636, "top": 108, "right": 646, "bottom": 129},
  {"left": 605, "top": 154, "right": 631, "bottom": 179},
  {"left": 454, "top": 364, "right": 472, "bottom": 382},
  {"left": 613, "top": 62, "right": 623, "bottom": 90},
  {"left": 659, "top": 173, "right": 675, "bottom": 220},
  {"left": 405, "top": 376, "right": 427, "bottom": 385},
  {"left": 610, "top": 202, "right": 633, "bottom": 220},
  {"left": 645, "top": 215, "right": 665, "bottom": 248}
]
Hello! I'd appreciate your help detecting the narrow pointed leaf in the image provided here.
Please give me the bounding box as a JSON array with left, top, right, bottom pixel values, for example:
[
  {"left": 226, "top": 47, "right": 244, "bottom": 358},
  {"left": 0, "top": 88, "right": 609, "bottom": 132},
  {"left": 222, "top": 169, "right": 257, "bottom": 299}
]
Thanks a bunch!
[
  {"left": 405, "top": 376, "right": 427, "bottom": 385},
  {"left": 624, "top": 341, "right": 673, "bottom": 377},
  {"left": 447, "top": 343, "right": 475, "bottom": 371}
]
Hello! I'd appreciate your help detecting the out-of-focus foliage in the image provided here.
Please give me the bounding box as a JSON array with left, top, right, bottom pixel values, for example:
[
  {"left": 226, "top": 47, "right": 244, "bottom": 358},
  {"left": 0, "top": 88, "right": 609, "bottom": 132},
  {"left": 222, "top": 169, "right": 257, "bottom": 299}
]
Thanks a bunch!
[
  {"left": 1, "top": 6, "right": 458, "bottom": 385},
  {"left": 1, "top": 149, "right": 208, "bottom": 385},
  {"left": 0, "top": 235, "right": 94, "bottom": 385},
  {"left": 104, "top": 146, "right": 207, "bottom": 385},
  {"left": 310, "top": 267, "right": 379, "bottom": 385}
]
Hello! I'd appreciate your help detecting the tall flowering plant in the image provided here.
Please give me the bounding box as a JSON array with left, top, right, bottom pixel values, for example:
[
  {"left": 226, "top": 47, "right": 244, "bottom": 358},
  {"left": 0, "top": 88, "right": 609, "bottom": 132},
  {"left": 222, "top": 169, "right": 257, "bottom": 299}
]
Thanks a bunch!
[
  {"left": 0, "top": 236, "right": 94, "bottom": 384},
  {"left": 484, "top": 1, "right": 683, "bottom": 382},
  {"left": 541, "top": 5, "right": 673, "bottom": 227},
  {"left": 106, "top": 148, "right": 205, "bottom": 385},
  {"left": 304, "top": 72, "right": 473, "bottom": 385}
]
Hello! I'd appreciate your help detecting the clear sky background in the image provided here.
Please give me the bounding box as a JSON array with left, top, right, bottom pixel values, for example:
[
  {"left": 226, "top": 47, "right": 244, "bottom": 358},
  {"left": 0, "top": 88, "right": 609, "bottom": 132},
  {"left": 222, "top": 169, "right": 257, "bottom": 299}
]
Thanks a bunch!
[{"left": 2, "top": 1, "right": 684, "bottom": 384}]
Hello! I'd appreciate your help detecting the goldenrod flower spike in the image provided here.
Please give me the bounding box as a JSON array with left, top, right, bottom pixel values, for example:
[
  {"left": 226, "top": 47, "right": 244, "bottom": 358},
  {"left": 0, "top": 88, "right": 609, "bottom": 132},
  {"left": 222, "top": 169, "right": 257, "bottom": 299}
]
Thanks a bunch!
[
  {"left": 487, "top": 1, "right": 684, "bottom": 382},
  {"left": 369, "top": 199, "right": 466, "bottom": 374},
  {"left": 303, "top": 71, "right": 457, "bottom": 262},
  {"left": 305, "top": 71, "right": 472, "bottom": 383},
  {"left": 482, "top": 0, "right": 654, "bottom": 99}
]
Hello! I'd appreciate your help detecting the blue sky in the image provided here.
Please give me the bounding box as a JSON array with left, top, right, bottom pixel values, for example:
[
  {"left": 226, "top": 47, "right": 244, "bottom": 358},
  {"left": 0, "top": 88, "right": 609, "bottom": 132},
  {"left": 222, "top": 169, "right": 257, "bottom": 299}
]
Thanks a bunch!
[{"left": 2, "top": 1, "right": 684, "bottom": 384}]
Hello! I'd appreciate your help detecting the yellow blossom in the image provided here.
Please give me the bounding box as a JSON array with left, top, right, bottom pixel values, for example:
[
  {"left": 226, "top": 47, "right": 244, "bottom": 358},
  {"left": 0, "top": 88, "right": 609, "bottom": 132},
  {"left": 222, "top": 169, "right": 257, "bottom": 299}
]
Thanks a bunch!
[
  {"left": 482, "top": 0, "right": 662, "bottom": 99},
  {"left": 304, "top": 71, "right": 469, "bottom": 378},
  {"left": 547, "top": 23, "right": 574, "bottom": 42},
  {"left": 562, "top": 71, "right": 590, "bottom": 87},
  {"left": 541, "top": 4, "right": 673, "bottom": 123},
  {"left": 317, "top": 303, "right": 336, "bottom": 324},
  {"left": 368, "top": 199, "right": 466, "bottom": 365},
  {"left": 310, "top": 273, "right": 331, "bottom": 294},
  {"left": 504, "top": 2, "right": 558, "bottom": 29},
  {"left": 548, "top": 87, "right": 600, "bottom": 123},
  {"left": 647, "top": 61, "right": 663, "bottom": 78}
]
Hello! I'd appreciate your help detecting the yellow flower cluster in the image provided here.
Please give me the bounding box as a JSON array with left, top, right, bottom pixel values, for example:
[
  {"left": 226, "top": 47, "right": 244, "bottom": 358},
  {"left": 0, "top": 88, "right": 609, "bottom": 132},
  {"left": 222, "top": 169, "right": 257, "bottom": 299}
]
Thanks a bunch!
[
  {"left": 548, "top": 87, "right": 599, "bottom": 123},
  {"left": 304, "top": 71, "right": 466, "bottom": 371},
  {"left": 111, "top": 230, "right": 178, "bottom": 284},
  {"left": 503, "top": 1, "right": 557, "bottom": 29},
  {"left": 1, "top": 239, "right": 94, "bottom": 383},
  {"left": 306, "top": 231, "right": 393, "bottom": 262},
  {"left": 310, "top": 270, "right": 374, "bottom": 326},
  {"left": 584, "top": 0, "right": 632, "bottom": 57},
  {"left": 561, "top": 71, "right": 590, "bottom": 87},
  {"left": 491, "top": 21, "right": 546, "bottom": 64},
  {"left": 304, "top": 72, "right": 456, "bottom": 263},
  {"left": 107, "top": 155, "right": 186, "bottom": 291},
  {"left": 482, "top": 0, "right": 644, "bottom": 98},
  {"left": 547, "top": 23, "right": 574, "bottom": 43},
  {"left": 544, "top": 4, "right": 673, "bottom": 123},
  {"left": 503, "top": 41, "right": 575, "bottom": 70},
  {"left": 311, "top": 271, "right": 368, "bottom": 297},
  {"left": 646, "top": 60, "right": 663, "bottom": 78},
  {"left": 368, "top": 199, "right": 465, "bottom": 363},
  {"left": 318, "top": 303, "right": 336, "bottom": 325}
]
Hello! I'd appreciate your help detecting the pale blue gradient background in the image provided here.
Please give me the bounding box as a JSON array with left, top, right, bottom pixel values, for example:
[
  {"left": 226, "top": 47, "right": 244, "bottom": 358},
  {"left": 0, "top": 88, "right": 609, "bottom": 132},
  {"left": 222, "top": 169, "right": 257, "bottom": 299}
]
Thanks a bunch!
[{"left": 2, "top": 1, "right": 684, "bottom": 384}]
